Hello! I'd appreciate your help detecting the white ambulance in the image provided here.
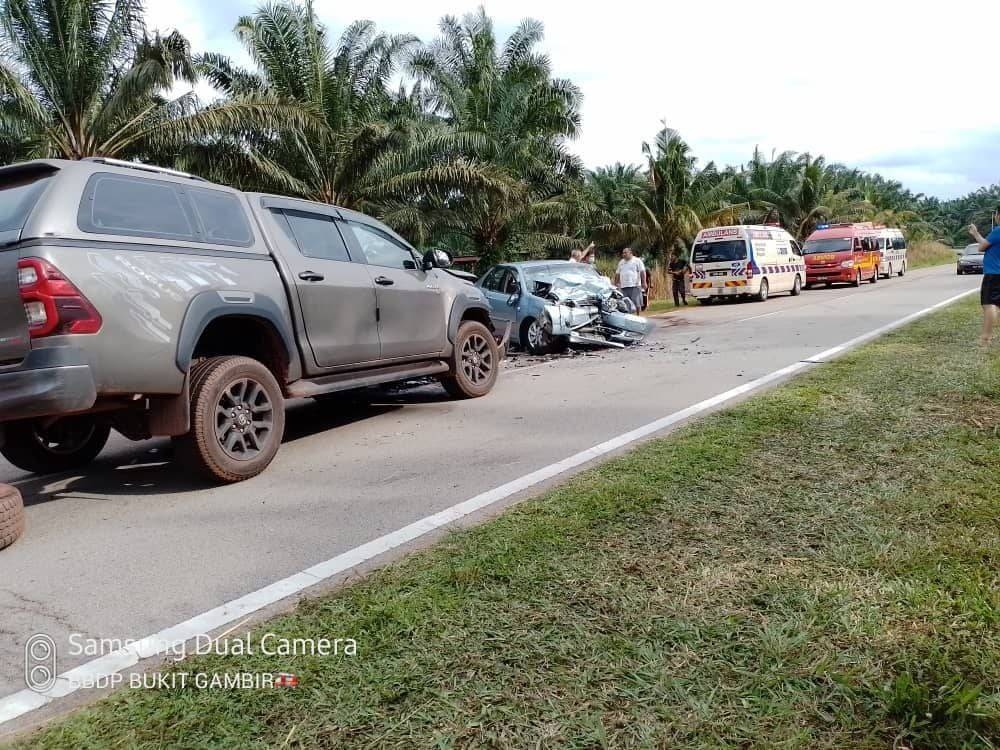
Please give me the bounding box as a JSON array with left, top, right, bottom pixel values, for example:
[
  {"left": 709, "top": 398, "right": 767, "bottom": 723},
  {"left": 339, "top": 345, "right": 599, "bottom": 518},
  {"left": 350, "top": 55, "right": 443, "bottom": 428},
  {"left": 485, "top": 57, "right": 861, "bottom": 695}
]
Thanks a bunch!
[
  {"left": 876, "top": 227, "right": 907, "bottom": 278},
  {"left": 689, "top": 225, "right": 806, "bottom": 304}
]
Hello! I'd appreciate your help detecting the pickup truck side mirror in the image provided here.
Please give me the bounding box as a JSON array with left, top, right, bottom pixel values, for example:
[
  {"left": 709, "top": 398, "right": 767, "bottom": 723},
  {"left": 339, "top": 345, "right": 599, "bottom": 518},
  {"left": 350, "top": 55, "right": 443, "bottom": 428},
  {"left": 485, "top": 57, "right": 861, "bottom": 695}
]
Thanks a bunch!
[{"left": 423, "top": 249, "right": 453, "bottom": 270}]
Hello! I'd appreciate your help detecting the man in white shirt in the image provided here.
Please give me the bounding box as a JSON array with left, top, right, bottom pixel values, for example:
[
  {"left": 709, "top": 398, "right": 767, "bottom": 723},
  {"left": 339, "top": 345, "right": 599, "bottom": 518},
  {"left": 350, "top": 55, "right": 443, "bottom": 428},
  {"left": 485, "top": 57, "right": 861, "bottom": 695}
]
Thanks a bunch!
[{"left": 614, "top": 247, "right": 647, "bottom": 313}]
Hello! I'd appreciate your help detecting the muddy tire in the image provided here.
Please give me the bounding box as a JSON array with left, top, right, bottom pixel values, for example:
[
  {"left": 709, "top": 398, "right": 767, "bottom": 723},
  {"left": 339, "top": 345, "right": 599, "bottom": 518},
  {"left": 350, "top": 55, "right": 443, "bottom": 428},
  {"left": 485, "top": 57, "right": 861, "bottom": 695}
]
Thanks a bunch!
[
  {"left": 0, "top": 417, "right": 110, "bottom": 475},
  {"left": 441, "top": 321, "right": 499, "bottom": 400},
  {"left": 173, "top": 356, "right": 285, "bottom": 483},
  {"left": 0, "top": 484, "right": 24, "bottom": 550}
]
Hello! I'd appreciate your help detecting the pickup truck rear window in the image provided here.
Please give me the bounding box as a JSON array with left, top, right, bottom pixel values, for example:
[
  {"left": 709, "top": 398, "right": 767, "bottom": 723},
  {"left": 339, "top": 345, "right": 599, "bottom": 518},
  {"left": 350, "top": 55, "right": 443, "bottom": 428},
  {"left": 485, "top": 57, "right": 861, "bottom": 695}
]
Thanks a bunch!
[
  {"left": 0, "top": 172, "right": 53, "bottom": 233},
  {"left": 79, "top": 173, "right": 254, "bottom": 247},
  {"left": 81, "top": 174, "right": 195, "bottom": 240}
]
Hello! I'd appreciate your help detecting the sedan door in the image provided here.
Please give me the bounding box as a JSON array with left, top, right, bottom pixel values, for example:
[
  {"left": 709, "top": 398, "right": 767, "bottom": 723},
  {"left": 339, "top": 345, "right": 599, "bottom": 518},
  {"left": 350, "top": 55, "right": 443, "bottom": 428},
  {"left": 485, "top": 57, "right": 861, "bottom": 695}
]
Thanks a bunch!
[
  {"left": 479, "top": 267, "right": 519, "bottom": 335},
  {"left": 340, "top": 220, "right": 447, "bottom": 360},
  {"left": 269, "top": 209, "right": 380, "bottom": 369}
]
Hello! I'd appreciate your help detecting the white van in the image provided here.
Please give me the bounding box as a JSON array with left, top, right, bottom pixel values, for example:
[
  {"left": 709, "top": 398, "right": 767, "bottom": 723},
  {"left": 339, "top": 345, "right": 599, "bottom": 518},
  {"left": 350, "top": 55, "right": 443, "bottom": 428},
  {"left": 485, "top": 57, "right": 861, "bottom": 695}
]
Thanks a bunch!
[
  {"left": 876, "top": 227, "right": 907, "bottom": 278},
  {"left": 689, "top": 225, "right": 805, "bottom": 304}
]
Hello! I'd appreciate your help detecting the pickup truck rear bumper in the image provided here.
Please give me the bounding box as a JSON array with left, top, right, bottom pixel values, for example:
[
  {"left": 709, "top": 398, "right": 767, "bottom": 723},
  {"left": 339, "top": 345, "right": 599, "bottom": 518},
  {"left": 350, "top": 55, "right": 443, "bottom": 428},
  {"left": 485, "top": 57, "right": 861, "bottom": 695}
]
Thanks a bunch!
[{"left": 0, "top": 348, "right": 97, "bottom": 422}]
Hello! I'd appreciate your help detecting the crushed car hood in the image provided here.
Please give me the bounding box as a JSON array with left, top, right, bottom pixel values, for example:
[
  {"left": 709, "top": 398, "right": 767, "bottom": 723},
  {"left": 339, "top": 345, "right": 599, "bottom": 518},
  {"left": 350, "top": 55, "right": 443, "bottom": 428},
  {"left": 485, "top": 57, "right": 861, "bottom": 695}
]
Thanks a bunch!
[{"left": 531, "top": 268, "right": 654, "bottom": 348}]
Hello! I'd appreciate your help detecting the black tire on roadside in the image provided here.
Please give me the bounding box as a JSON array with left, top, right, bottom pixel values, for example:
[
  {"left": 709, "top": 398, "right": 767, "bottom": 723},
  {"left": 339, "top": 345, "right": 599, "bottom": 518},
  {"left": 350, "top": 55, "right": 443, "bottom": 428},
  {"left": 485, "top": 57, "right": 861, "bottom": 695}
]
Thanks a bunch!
[
  {"left": 898, "top": 262, "right": 906, "bottom": 277},
  {"left": 173, "top": 356, "right": 285, "bottom": 483},
  {"left": 790, "top": 275, "right": 802, "bottom": 296},
  {"left": 0, "top": 484, "right": 24, "bottom": 551},
  {"left": 0, "top": 417, "right": 111, "bottom": 475},
  {"left": 441, "top": 321, "right": 500, "bottom": 400},
  {"left": 756, "top": 278, "right": 769, "bottom": 302},
  {"left": 854, "top": 270, "right": 862, "bottom": 287},
  {"left": 870, "top": 266, "right": 878, "bottom": 284}
]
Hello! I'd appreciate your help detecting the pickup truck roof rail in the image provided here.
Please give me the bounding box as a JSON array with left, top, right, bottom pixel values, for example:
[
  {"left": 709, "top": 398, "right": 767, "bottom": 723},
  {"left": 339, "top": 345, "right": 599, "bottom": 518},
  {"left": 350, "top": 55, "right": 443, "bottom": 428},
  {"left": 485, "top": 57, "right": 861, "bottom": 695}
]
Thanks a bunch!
[{"left": 81, "top": 157, "right": 208, "bottom": 182}]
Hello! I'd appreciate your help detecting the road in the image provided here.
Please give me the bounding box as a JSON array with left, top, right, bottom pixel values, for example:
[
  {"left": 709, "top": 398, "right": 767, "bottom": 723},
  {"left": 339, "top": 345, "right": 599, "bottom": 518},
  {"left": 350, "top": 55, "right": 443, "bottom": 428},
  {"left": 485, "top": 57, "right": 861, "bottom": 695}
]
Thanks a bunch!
[{"left": 0, "top": 265, "right": 978, "bottom": 728}]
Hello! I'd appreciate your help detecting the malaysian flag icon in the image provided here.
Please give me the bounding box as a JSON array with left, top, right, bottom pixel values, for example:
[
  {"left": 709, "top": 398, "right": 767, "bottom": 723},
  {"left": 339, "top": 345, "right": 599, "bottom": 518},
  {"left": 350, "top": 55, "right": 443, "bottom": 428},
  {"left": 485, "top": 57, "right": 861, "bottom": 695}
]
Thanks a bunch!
[{"left": 275, "top": 673, "right": 299, "bottom": 688}]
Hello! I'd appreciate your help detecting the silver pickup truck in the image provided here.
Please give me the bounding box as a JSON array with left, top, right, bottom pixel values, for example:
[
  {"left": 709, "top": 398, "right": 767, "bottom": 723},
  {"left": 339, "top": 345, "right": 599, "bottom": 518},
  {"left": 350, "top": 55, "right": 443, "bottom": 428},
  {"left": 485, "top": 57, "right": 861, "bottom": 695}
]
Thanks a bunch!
[{"left": 0, "top": 158, "right": 500, "bottom": 482}]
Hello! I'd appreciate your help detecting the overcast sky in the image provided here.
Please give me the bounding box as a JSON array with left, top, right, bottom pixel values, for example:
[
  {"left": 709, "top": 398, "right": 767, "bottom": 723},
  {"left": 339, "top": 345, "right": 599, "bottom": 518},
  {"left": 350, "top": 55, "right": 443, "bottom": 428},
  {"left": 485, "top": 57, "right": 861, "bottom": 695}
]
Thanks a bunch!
[{"left": 146, "top": 0, "right": 998, "bottom": 199}]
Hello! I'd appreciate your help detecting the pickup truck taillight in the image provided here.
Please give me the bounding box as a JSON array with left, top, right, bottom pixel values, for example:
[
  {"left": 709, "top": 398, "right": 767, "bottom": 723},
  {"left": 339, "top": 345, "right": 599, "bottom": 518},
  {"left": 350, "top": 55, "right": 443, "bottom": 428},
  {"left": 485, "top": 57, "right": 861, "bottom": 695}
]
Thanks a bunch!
[{"left": 17, "top": 258, "right": 103, "bottom": 338}]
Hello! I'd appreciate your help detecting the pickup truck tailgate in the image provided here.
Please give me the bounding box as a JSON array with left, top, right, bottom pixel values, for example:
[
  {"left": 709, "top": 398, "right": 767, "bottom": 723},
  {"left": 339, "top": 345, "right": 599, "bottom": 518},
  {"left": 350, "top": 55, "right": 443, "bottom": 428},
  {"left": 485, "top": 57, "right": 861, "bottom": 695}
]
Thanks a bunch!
[
  {"left": 0, "top": 244, "right": 28, "bottom": 365},
  {"left": 0, "top": 168, "right": 54, "bottom": 365}
]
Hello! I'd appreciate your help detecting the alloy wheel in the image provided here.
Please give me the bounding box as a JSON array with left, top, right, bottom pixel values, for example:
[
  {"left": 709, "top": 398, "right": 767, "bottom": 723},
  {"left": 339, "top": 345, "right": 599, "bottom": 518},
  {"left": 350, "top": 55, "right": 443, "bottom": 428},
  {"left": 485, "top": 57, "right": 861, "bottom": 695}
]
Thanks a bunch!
[
  {"left": 461, "top": 332, "right": 495, "bottom": 385},
  {"left": 215, "top": 378, "right": 275, "bottom": 461}
]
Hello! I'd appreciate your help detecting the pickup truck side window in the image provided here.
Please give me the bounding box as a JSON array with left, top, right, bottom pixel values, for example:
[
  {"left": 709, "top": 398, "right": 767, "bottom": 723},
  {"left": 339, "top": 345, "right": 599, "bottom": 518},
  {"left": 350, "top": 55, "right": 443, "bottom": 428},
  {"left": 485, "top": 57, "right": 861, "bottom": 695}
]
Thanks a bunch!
[
  {"left": 279, "top": 210, "right": 352, "bottom": 262},
  {"left": 344, "top": 221, "right": 418, "bottom": 270},
  {"left": 188, "top": 187, "right": 253, "bottom": 247},
  {"left": 79, "top": 174, "right": 195, "bottom": 240}
]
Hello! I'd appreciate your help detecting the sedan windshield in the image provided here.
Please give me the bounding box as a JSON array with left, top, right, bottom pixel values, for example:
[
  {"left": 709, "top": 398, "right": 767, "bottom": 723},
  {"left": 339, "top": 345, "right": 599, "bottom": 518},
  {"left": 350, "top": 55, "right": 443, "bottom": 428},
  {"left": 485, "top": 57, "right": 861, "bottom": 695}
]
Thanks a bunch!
[
  {"left": 964, "top": 245, "right": 983, "bottom": 257},
  {"left": 803, "top": 238, "right": 851, "bottom": 254},
  {"left": 692, "top": 240, "right": 747, "bottom": 263}
]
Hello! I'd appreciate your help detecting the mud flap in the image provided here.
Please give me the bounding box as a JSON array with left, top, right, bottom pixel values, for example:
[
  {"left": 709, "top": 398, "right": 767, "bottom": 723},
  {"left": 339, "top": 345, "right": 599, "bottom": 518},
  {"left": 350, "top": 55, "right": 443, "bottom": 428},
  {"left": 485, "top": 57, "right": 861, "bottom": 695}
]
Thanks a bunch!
[{"left": 496, "top": 321, "right": 512, "bottom": 359}]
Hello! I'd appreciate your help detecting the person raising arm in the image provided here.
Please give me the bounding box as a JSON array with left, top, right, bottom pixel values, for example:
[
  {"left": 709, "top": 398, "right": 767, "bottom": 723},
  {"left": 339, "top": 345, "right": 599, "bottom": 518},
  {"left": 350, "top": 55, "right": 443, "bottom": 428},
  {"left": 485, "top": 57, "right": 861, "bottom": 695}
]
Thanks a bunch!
[{"left": 968, "top": 206, "right": 1000, "bottom": 346}]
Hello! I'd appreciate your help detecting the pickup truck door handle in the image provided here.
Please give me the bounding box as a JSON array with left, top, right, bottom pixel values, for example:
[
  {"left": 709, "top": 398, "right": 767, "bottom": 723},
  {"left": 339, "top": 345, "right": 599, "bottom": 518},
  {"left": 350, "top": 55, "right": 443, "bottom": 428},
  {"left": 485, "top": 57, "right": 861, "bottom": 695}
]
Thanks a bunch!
[
  {"left": 374, "top": 276, "right": 395, "bottom": 286},
  {"left": 298, "top": 271, "right": 324, "bottom": 282}
]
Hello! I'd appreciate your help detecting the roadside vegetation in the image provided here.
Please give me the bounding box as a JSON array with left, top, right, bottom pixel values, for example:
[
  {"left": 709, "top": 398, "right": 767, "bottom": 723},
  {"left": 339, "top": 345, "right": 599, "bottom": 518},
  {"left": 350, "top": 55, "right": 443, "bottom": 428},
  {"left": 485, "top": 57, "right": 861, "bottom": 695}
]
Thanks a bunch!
[
  {"left": 0, "top": 0, "right": 987, "bottom": 275},
  {"left": 13, "top": 297, "right": 998, "bottom": 750},
  {"left": 908, "top": 240, "right": 961, "bottom": 270}
]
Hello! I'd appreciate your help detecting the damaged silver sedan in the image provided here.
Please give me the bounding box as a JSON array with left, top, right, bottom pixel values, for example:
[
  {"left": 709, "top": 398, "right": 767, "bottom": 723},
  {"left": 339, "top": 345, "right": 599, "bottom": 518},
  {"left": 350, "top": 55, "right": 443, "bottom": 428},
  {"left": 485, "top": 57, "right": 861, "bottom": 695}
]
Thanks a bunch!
[{"left": 476, "top": 261, "right": 654, "bottom": 354}]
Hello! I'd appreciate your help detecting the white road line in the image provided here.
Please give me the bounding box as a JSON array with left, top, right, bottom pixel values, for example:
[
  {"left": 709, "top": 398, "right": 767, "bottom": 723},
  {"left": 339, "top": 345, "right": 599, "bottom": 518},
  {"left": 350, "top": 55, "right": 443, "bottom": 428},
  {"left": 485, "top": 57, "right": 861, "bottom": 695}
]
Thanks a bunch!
[{"left": 0, "top": 286, "right": 977, "bottom": 728}]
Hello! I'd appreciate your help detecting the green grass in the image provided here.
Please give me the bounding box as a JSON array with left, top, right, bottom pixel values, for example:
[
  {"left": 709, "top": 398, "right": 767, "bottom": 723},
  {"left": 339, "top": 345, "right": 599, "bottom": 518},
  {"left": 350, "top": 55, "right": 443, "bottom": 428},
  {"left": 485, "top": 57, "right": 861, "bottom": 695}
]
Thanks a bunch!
[
  {"left": 643, "top": 298, "right": 685, "bottom": 315},
  {"left": 909, "top": 240, "right": 958, "bottom": 270},
  {"left": 12, "top": 299, "right": 1000, "bottom": 750}
]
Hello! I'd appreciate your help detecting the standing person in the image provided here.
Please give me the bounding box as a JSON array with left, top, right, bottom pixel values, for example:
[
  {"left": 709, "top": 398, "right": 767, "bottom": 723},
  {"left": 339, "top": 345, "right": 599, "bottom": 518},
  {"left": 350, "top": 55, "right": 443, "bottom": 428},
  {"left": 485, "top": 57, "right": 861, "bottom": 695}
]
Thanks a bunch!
[
  {"left": 668, "top": 251, "right": 691, "bottom": 306},
  {"left": 968, "top": 207, "right": 1000, "bottom": 345},
  {"left": 569, "top": 242, "right": 595, "bottom": 263},
  {"left": 614, "top": 247, "right": 647, "bottom": 313}
]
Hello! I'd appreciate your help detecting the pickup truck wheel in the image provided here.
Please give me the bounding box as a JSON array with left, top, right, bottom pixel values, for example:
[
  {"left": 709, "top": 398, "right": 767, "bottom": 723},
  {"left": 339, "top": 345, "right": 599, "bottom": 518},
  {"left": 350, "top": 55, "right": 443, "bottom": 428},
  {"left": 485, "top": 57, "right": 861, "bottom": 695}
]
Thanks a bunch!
[
  {"left": 0, "top": 484, "right": 24, "bottom": 550},
  {"left": 0, "top": 417, "right": 110, "bottom": 475},
  {"left": 441, "top": 321, "right": 499, "bottom": 400},
  {"left": 175, "top": 357, "right": 285, "bottom": 483}
]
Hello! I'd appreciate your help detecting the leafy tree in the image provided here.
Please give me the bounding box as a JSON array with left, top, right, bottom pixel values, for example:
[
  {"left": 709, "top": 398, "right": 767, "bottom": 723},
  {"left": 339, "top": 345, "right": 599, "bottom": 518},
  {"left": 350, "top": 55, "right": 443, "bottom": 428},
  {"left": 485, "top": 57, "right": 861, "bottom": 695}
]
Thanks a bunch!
[
  {"left": 191, "top": 1, "right": 422, "bottom": 213},
  {"left": 0, "top": 0, "right": 302, "bottom": 162},
  {"left": 597, "top": 127, "right": 744, "bottom": 260},
  {"left": 407, "top": 8, "right": 584, "bottom": 269}
]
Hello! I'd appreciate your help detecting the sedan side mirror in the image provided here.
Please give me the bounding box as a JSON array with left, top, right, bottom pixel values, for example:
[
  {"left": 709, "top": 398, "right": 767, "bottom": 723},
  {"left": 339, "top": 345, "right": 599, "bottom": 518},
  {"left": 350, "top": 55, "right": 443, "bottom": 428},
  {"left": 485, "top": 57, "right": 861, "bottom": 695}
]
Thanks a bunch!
[
  {"left": 506, "top": 282, "right": 521, "bottom": 304},
  {"left": 423, "top": 249, "right": 453, "bottom": 270}
]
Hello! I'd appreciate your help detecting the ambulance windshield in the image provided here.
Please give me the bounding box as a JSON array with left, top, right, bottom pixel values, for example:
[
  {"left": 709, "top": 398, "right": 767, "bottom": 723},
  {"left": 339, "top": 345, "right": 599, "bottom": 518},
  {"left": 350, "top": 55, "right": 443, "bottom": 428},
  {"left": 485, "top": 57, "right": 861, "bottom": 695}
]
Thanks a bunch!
[
  {"left": 692, "top": 240, "right": 747, "bottom": 263},
  {"left": 803, "top": 238, "right": 852, "bottom": 254}
]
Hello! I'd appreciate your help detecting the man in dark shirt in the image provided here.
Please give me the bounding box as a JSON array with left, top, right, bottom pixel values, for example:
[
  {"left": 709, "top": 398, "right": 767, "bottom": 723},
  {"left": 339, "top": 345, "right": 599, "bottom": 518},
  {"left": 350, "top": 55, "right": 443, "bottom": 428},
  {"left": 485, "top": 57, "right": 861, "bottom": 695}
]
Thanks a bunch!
[{"left": 669, "top": 251, "right": 691, "bottom": 306}]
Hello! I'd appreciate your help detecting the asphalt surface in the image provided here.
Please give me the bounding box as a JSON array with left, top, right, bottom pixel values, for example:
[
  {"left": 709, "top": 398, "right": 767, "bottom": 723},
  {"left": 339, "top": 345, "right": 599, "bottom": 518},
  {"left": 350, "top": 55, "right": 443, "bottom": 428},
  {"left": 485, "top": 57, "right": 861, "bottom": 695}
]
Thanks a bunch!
[{"left": 0, "top": 265, "right": 978, "bottom": 719}]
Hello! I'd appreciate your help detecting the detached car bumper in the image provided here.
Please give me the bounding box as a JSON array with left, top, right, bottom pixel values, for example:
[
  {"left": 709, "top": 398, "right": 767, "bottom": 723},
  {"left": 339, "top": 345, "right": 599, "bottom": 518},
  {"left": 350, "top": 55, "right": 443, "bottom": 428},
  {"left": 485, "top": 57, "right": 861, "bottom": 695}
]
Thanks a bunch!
[{"left": 0, "top": 348, "right": 97, "bottom": 422}]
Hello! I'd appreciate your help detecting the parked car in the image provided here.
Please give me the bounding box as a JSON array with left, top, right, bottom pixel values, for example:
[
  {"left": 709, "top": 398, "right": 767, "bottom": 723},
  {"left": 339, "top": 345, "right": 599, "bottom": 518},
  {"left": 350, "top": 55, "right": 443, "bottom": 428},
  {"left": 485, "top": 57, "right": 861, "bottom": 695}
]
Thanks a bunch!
[
  {"left": 0, "top": 158, "right": 499, "bottom": 483},
  {"left": 689, "top": 225, "right": 804, "bottom": 304},
  {"left": 957, "top": 244, "right": 984, "bottom": 274},
  {"left": 802, "top": 222, "right": 881, "bottom": 288},
  {"left": 476, "top": 261, "right": 653, "bottom": 354}
]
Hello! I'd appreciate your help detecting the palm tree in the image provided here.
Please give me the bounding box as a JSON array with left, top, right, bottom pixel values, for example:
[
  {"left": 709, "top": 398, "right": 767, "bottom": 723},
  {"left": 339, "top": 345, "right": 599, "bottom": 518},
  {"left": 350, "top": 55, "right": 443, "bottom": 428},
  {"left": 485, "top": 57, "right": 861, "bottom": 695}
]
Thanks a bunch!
[
  {"left": 0, "top": 0, "right": 304, "bottom": 163},
  {"left": 192, "top": 1, "right": 431, "bottom": 215},
  {"left": 407, "top": 8, "right": 584, "bottom": 269},
  {"left": 734, "top": 150, "right": 869, "bottom": 240},
  {"left": 599, "top": 127, "right": 744, "bottom": 260}
]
